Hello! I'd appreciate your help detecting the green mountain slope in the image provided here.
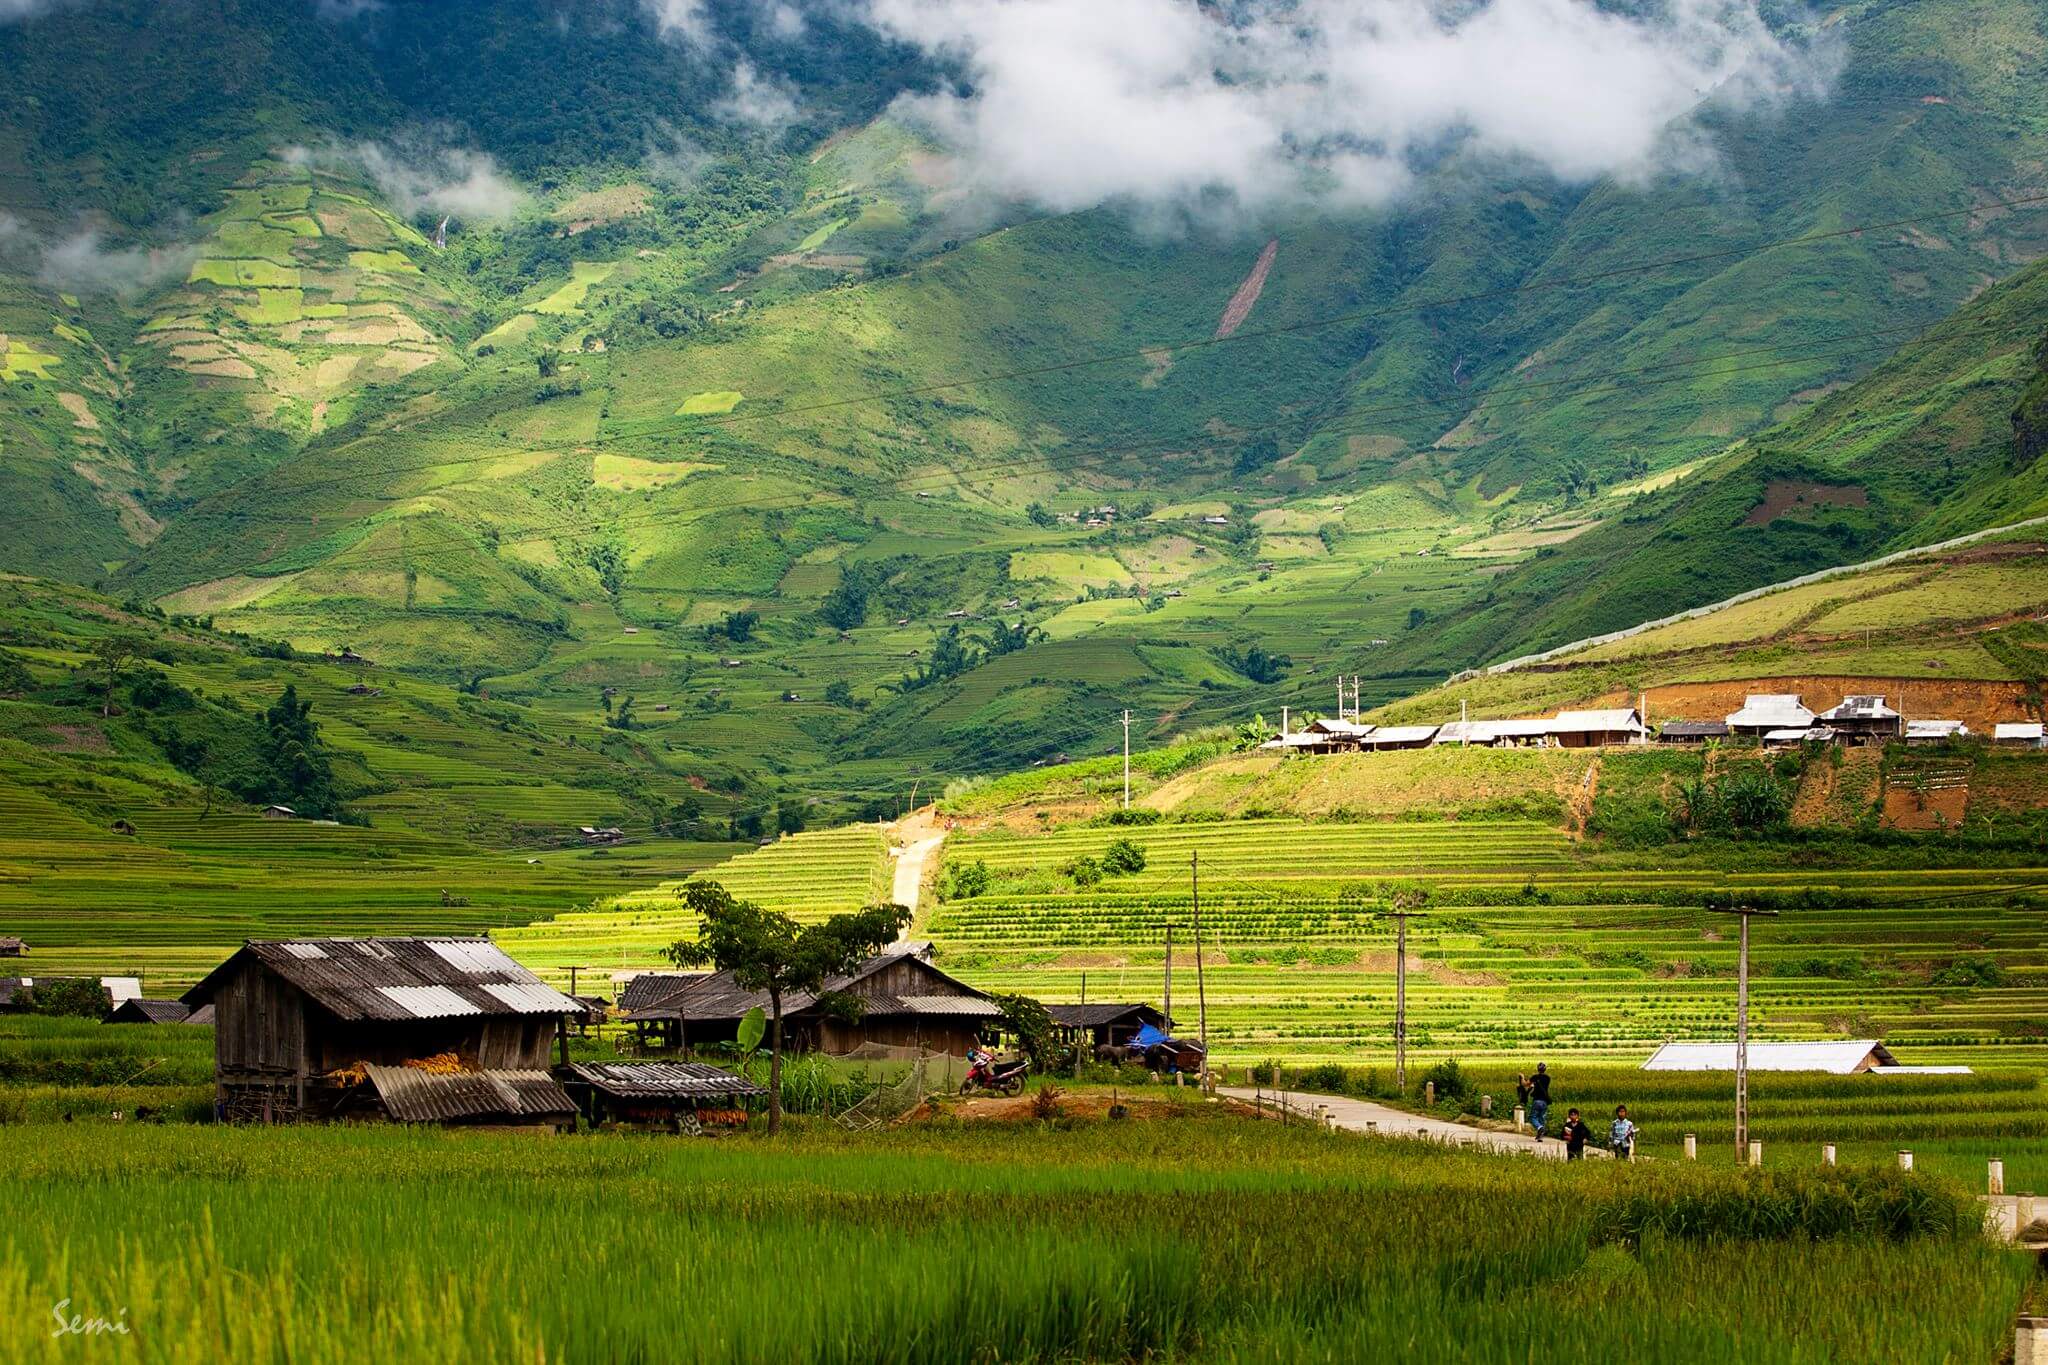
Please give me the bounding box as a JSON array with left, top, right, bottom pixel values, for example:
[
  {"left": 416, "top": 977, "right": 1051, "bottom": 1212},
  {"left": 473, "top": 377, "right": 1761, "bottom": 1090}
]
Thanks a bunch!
[{"left": 3, "top": 0, "right": 2048, "bottom": 802}]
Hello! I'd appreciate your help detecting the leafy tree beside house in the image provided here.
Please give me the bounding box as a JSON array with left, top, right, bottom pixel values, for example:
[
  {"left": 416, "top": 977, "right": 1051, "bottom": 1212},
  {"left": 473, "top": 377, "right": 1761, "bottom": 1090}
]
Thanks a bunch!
[
  {"left": 261, "top": 685, "right": 341, "bottom": 818},
  {"left": 664, "top": 883, "right": 910, "bottom": 1133}
]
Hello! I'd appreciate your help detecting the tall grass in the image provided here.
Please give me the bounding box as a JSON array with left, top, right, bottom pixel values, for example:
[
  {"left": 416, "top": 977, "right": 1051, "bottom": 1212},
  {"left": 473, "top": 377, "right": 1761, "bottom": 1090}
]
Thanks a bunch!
[{"left": 0, "top": 1117, "right": 2025, "bottom": 1363}]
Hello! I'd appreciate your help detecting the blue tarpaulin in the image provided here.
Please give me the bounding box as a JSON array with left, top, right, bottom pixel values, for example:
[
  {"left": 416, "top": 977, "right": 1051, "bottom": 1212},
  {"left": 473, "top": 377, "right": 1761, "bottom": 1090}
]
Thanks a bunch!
[{"left": 1132, "top": 1023, "right": 1167, "bottom": 1049}]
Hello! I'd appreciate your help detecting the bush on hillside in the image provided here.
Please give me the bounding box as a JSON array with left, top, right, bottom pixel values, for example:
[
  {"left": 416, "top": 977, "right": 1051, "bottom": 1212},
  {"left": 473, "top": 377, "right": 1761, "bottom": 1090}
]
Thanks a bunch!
[{"left": 1100, "top": 838, "right": 1147, "bottom": 876}]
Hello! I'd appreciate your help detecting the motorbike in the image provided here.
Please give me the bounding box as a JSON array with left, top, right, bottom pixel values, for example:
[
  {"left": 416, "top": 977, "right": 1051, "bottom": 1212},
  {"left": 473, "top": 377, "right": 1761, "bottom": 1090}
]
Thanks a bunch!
[{"left": 960, "top": 1048, "right": 1029, "bottom": 1097}]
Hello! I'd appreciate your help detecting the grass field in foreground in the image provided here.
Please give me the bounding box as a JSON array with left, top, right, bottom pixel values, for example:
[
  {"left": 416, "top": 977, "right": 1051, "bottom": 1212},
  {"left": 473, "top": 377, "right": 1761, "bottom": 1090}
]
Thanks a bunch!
[{"left": 0, "top": 1116, "right": 2024, "bottom": 1364}]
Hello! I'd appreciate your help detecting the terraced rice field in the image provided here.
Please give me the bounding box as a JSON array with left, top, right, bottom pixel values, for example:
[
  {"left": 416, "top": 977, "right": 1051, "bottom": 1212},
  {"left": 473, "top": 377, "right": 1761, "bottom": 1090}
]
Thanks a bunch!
[
  {"left": 929, "top": 819, "right": 2048, "bottom": 1068},
  {"left": 498, "top": 825, "right": 891, "bottom": 980},
  {"left": 0, "top": 786, "right": 734, "bottom": 988}
]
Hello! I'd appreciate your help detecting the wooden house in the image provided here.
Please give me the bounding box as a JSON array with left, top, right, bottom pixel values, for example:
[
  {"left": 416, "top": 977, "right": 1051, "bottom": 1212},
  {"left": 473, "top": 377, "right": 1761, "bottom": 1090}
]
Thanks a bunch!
[
  {"left": 107, "top": 998, "right": 192, "bottom": 1025},
  {"left": 1725, "top": 694, "right": 1814, "bottom": 739},
  {"left": 1046, "top": 1003, "right": 1172, "bottom": 1054},
  {"left": 1818, "top": 695, "right": 1903, "bottom": 744},
  {"left": 181, "top": 937, "right": 580, "bottom": 1124},
  {"left": 1658, "top": 721, "right": 1730, "bottom": 745},
  {"left": 1545, "top": 708, "right": 1650, "bottom": 748},
  {"left": 624, "top": 941, "right": 1001, "bottom": 1057}
]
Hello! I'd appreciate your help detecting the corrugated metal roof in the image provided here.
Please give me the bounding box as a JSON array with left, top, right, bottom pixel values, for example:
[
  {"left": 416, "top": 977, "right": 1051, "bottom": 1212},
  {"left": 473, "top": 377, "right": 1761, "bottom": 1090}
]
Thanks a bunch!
[
  {"left": 891, "top": 995, "right": 1005, "bottom": 1016},
  {"left": 1906, "top": 720, "right": 1968, "bottom": 739},
  {"left": 109, "top": 998, "right": 191, "bottom": 1024},
  {"left": 1642, "top": 1040, "right": 1898, "bottom": 1074},
  {"left": 628, "top": 947, "right": 995, "bottom": 1023},
  {"left": 377, "top": 984, "right": 484, "bottom": 1018},
  {"left": 1551, "top": 708, "right": 1647, "bottom": 732},
  {"left": 1819, "top": 694, "right": 1899, "bottom": 721},
  {"left": 1994, "top": 722, "right": 2045, "bottom": 741},
  {"left": 562, "top": 1061, "right": 766, "bottom": 1100},
  {"left": 1046, "top": 1003, "right": 1168, "bottom": 1029},
  {"left": 1726, "top": 694, "right": 1814, "bottom": 729},
  {"left": 363, "top": 1064, "right": 576, "bottom": 1123},
  {"left": 1365, "top": 725, "right": 1439, "bottom": 746},
  {"left": 183, "top": 938, "right": 578, "bottom": 1021},
  {"left": 1660, "top": 720, "right": 1731, "bottom": 738},
  {"left": 185, "top": 1003, "right": 215, "bottom": 1026}
]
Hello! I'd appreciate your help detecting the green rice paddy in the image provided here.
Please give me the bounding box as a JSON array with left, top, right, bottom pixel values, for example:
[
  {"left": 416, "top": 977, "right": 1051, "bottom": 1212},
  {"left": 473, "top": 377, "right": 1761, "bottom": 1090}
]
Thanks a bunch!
[{"left": 0, "top": 1115, "right": 2023, "bottom": 1364}]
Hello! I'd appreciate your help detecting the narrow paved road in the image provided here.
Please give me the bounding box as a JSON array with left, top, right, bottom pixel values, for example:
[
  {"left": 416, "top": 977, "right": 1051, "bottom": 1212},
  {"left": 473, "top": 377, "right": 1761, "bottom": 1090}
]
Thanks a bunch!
[
  {"left": 1217, "top": 1087, "right": 1607, "bottom": 1160},
  {"left": 885, "top": 809, "right": 947, "bottom": 931}
]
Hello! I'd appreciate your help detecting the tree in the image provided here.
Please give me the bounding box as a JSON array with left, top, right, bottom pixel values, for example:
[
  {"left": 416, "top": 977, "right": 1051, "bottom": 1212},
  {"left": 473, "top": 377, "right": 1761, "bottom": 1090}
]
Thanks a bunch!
[
  {"left": 90, "top": 634, "right": 143, "bottom": 718},
  {"left": 1025, "top": 502, "right": 1057, "bottom": 528},
  {"left": 823, "top": 680, "right": 855, "bottom": 708},
  {"left": 536, "top": 349, "right": 562, "bottom": 379},
  {"left": 1101, "top": 837, "right": 1147, "bottom": 876},
  {"left": 663, "top": 883, "right": 910, "bottom": 1133},
  {"left": 1220, "top": 642, "right": 1290, "bottom": 684},
  {"left": 992, "top": 992, "right": 1057, "bottom": 1071}
]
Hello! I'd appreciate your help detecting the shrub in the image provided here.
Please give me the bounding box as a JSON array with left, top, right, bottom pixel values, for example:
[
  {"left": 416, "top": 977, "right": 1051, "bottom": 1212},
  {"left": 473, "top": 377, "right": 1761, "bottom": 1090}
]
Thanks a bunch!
[
  {"left": 1419, "top": 1058, "right": 1469, "bottom": 1101},
  {"left": 1100, "top": 838, "right": 1147, "bottom": 876}
]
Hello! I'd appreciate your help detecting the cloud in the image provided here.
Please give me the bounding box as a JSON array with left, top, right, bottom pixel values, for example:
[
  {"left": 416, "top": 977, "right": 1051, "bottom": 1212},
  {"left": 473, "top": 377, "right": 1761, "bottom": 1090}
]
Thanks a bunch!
[
  {"left": 860, "top": 0, "right": 1841, "bottom": 221},
  {"left": 311, "top": 0, "right": 383, "bottom": 22},
  {"left": 642, "top": 0, "right": 710, "bottom": 43},
  {"left": 285, "top": 137, "right": 529, "bottom": 224},
  {"left": 713, "top": 58, "right": 802, "bottom": 129},
  {"left": 35, "top": 229, "right": 199, "bottom": 296},
  {"left": 0, "top": 0, "right": 75, "bottom": 24},
  {"left": 642, "top": 122, "right": 714, "bottom": 189}
]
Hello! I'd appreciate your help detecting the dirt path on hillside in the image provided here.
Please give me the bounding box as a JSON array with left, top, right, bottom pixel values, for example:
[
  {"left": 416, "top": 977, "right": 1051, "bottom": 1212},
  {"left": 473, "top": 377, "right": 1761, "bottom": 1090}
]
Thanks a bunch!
[
  {"left": 886, "top": 807, "right": 947, "bottom": 931},
  {"left": 1215, "top": 1088, "right": 1602, "bottom": 1159},
  {"left": 1214, "top": 239, "right": 1278, "bottom": 339}
]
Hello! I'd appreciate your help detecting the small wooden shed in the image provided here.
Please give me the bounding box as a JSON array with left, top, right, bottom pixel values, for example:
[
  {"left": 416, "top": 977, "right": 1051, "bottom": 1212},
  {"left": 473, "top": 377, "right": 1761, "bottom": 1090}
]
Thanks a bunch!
[
  {"left": 182, "top": 937, "right": 580, "bottom": 1124},
  {"left": 1046, "top": 1003, "right": 1173, "bottom": 1053},
  {"left": 107, "top": 998, "right": 192, "bottom": 1025},
  {"left": 560, "top": 1061, "right": 765, "bottom": 1132}
]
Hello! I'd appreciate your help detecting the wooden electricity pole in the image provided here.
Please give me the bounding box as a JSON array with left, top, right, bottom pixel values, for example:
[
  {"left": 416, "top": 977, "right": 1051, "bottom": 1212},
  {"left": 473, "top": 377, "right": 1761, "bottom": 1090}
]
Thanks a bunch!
[
  {"left": 1122, "top": 709, "right": 1132, "bottom": 810},
  {"left": 1191, "top": 851, "right": 1209, "bottom": 1081},
  {"left": 1386, "top": 890, "right": 1429, "bottom": 1093},
  {"left": 1162, "top": 921, "right": 1173, "bottom": 1031},
  {"left": 1707, "top": 900, "right": 1779, "bottom": 1159}
]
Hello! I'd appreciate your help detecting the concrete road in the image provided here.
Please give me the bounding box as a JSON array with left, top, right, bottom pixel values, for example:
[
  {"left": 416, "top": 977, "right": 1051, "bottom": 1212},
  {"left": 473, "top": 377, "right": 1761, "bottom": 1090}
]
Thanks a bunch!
[{"left": 1217, "top": 1087, "right": 1609, "bottom": 1160}]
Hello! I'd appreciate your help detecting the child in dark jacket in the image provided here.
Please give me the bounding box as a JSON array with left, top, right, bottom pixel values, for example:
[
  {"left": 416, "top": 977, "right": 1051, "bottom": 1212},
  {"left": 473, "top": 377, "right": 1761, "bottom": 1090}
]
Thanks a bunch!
[{"left": 1560, "top": 1108, "right": 1593, "bottom": 1160}]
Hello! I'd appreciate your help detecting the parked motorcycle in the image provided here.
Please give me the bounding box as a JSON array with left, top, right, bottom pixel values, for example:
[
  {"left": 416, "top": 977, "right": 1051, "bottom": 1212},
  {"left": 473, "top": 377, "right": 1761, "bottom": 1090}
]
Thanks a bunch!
[{"left": 960, "top": 1047, "right": 1029, "bottom": 1097}]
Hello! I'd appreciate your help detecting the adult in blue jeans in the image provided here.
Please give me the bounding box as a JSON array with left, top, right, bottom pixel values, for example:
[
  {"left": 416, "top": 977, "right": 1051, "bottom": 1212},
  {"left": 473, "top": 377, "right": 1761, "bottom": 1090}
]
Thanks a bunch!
[{"left": 1528, "top": 1061, "right": 1552, "bottom": 1140}]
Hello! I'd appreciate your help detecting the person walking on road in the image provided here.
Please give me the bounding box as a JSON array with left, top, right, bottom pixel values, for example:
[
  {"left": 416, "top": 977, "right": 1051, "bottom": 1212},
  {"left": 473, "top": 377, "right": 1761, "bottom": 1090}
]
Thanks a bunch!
[
  {"left": 1561, "top": 1107, "right": 1592, "bottom": 1160},
  {"left": 1609, "top": 1104, "right": 1638, "bottom": 1161},
  {"left": 1528, "top": 1062, "right": 1551, "bottom": 1140}
]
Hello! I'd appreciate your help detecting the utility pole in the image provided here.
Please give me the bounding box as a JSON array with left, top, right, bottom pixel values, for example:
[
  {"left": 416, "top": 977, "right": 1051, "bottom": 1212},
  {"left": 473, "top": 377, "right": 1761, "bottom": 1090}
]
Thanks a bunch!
[
  {"left": 1385, "top": 890, "right": 1428, "bottom": 1093},
  {"left": 1707, "top": 900, "right": 1779, "bottom": 1160},
  {"left": 1122, "top": 709, "right": 1132, "bottom": 810},
  {"left": 1162, "top": 921, "right": 1173, "bottom": 1031},
  {"left": 1460, "top": 698, "right": 1469, "bottom": 747},
  {"left": 1191, "top": 851, "right": 1209, "bottom": 1082}
]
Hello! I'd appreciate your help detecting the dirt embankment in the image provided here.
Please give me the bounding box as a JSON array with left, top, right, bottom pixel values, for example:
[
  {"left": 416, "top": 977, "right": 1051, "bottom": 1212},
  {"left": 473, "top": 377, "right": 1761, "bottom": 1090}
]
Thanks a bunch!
[{"left": 1619, "top": 676, "right": 2037, "bottom": 733}]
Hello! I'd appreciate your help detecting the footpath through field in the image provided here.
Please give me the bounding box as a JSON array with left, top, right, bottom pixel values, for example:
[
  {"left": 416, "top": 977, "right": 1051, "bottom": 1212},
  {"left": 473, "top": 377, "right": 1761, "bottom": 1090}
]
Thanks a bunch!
[
  {"left": 887, "top": 807, "right": 948, "bottom": 925},
  {"left": 1216, "top": 1087, "right": 1606, "bottom": 1160}
]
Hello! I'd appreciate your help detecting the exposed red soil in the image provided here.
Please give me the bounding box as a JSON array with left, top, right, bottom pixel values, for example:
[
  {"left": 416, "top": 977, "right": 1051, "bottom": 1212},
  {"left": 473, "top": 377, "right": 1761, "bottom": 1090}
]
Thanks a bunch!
[
  {"left": 1214, "top": 238, "right": 1278, "bottom": 339},
  {"left": 1743, "top": 479, "right": 1868, "bottom": 525},
  {"left": 1882, "top": 783, "right": 1969, "bottom": 831},
  {"left": 1616, "top": 676, "right": 2036, "bottom": 734}
]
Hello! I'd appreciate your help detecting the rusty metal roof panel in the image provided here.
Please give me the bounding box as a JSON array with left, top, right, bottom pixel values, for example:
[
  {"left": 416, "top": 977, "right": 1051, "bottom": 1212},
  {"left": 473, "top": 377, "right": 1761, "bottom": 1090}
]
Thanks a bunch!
[
  {"left": 363, "top": 1065, "right": 575, "bottom": 1122},
  {"left": 185, "top": 938, "right": 578, "bottom": 1020},
  {"left": 562, "top": 1061, "right": 766, "bottom": 1100}
]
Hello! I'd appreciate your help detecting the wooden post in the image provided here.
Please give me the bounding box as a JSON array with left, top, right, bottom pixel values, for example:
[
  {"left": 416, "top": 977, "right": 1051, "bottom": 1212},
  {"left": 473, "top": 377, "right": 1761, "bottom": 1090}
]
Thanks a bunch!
[
  {"left": 1162, "top": 922, "right": 1172, "bottom": 1033},
  {"left": 1684, "top": 1133, "right": 1697, "bottom": 1160},
  {"left": 1393, "top": 912, "right": 1409, "bottom": 1092},
  {"left": 1990, "top": 1159, "right": 2005, "bottom": 1195},
  {"left": 1425, "top": 1080, "right": 1436, "bottom": 1107},
  {"left": 1823, "top": 1143, "right": 1836, "bottom": 1166},
  {"left": 1191, "top": 851, "right": 1209, "bottom": 1084},
  {"left": 1748, "top": 1140, "right": 1763, "bottom": 1167},
  {"left": 557, "top": 1015, "right": 569, "bottom": 1069}
]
